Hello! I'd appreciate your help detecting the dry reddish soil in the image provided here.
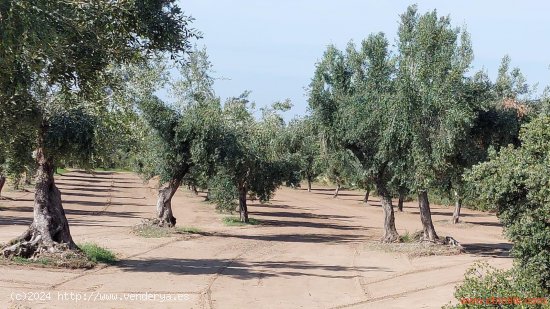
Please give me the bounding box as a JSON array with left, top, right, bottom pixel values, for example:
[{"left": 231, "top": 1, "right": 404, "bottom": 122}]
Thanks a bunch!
[{"left": 0, "top": 171, "right": 512, "bottom": 309}]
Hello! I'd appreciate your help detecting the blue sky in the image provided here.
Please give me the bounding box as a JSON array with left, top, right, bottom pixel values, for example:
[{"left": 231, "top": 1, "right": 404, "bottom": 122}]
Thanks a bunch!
[{"left": 178, "top": 0, "right": 550, "bottom": 119}]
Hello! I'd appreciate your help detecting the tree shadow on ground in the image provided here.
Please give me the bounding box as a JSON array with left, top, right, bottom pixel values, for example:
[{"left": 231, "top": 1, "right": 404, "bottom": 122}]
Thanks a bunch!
[
  {"left": 58, "top": 172, "right": 114, "bottom": 179},
  {"left": 1, "top": 205, "right": 143, "bottom": 220},
  {"left": 0, "top": 214, "right": 139, "bottom": 229},
  {"left": 0, "top": 215, "right": 32, "bottom": 226},
  {"left": 462, "top": 242, "right": 512, "bottom": 258},
  {"left": 466, "top": 221, "right": 502, "bottom": 228},
  {"left": 250, "top": 217, "right": 364, "bottom": 231},
  {"left": 57, "top": 185, "right": 112, "bottom": 192},
  {"left": 249, "top": 209, "right": 353, "bottom": 221},
  {"left": 58, "top": 183, "right": 140, "bottom": 190},
  {"left": 409, "top": 211, "right": 481, "bottom": 218},
  {"left": 116, "top": 257, "right": 389, "bottom": 279},
  {"left": 250, "top": 203, "right": 293, "bottom": 210},
  {"left": 66, "top": 200, "right": 148, "bottom": 208},
  {"left": 314, "top": 192, "right": 365, "bottom": 198},
  {"left": 59, "top": 177, "right": 138, "bottom": 185},
  {"left": 60, "top": 191, "right": 111, "bottom": 199},
  {"left": 211, "top": 232, "right": 369, "bottom": 244}
]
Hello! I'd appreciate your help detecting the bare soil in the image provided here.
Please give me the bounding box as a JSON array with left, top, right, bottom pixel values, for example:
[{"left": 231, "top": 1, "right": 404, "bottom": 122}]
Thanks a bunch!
[{"left": 0, "top": 171, "right": 512, "bottom": 308}]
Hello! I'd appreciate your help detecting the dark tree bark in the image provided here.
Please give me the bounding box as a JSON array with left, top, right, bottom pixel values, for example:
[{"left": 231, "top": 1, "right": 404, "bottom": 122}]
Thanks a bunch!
[
  {"left": 397, "top": 189, "right": 405, "bottom": 212},
  {"left": 375, "top": 178, "right": 399, "bottom": 242},
  {"left": 238, "top": 184, "right": 248, "bottom": 223},
  {"left": 0, "top": 174, "right": 5, "bottom": 197},
  {"left": 418, "top": 190, "right": 438, "bottom": 241},
  {"left": 451, "top": 190, "right": 462, "bottom": 224},
  {"left": 333, "top": 180, "right": 340, "bottom": 198},
  {"left": 3, "top": 147, "right": 77, "bottom": 258},
  {"left": 307, "top": 176, "right": 312, "bottom": 192},
  {"left": 363, "top": 189, "right": 370, "bottom": 203},
  {"left": 156, "top": 176, "right": 184, "bottom": 227}
]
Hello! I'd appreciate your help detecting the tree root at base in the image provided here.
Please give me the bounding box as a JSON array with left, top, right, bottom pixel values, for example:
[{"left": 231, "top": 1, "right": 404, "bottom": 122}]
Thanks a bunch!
[
  {"left": 1, "top": 235, "right": 92, "bottom": 269},
  {"left": 140, "top": 217, "right": 176, "bottom": 228}
]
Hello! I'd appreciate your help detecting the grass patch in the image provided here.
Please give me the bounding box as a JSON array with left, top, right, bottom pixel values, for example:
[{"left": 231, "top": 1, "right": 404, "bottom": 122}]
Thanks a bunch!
[
  {"left": 132, "top": 221, "right": 210, "bottom": 238},
  {"left": 55, "top": 168, "right": 68, "bottom": 175},
  {"left": 222, "top": 216, "right": 260, "bottom": 226},
  {"left": 11, "top": 256, "right": 54, "bottom": 266},
  {"left": 79, "top": 243, "right": 117, "bottom": 264},
  {"left": 11, "top": 256, "right": 31, "bottom": 264},
  {"left": 176, "top": 226, "right": 204, "bottom": 235},
  {"left": 367, "top": 241, "right": 463, "bottom": 258},
  {"left": 399, "top": 231, "right": 415, "bottom": 243}
]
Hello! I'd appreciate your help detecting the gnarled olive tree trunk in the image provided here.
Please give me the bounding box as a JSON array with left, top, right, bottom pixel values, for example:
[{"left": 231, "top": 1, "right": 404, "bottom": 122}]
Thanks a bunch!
[
  {"left": 451, "top": 190, "right": 462, "bottom": 224},
  {"left": 156, "top": 176, "right": 184, "bottom": 227},
  {"left": 3, "top": 147, "right": 76, "bottom": 258},
  {"left": 238, "top": 184, "right": 249, "bottom": 223},
  {"left": 375, "top": 178, "right": 399, "bottom": 242},
  {"left": 418, "top": 190, "right": 438, "bottom": 241}
]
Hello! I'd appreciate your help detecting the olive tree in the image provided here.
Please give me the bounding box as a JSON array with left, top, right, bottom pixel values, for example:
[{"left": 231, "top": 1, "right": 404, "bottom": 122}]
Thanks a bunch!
[
  {"left": 284, "top": 117, "right": 323, "bottom": 192},
  {"left": 206, "top": 97, "right": 294, "bottom": 223},
  {"left": 0, "top": 0, "right": 197, "bottom": 257},
  {"left": 393, "top": 6, "right": 477, "bottom": 241},
  {"left": 309, "top": 35, "right": 401, "bottom": 242},
  {"left": 138, "top": 95, "right": 222, "bottom": 227},
  {"left": 465, "top": 115, "right": 550, "bottom": 291},
  {"left": 444, "top": 58, "right": 530, "bottom": 224},
  {"left": 134, "top": 48, "right": 225, "bottom": 227}
]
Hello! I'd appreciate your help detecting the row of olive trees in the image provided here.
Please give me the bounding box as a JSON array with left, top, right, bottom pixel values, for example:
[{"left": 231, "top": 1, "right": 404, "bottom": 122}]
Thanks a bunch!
[
  {"left": 0, "top": 0, "right": 198, "bottom": 258},
  {"left": 132, "top": 49, "right": 300, "bottom": 225},
  {"left": 307, "top": 5, "right": 528, "bottom": 242}
]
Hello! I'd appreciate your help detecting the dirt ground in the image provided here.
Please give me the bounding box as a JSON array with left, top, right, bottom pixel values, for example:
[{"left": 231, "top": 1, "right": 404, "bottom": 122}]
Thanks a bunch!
[{"left": 0, "top": 171, "right": 512, "bottom": 308}]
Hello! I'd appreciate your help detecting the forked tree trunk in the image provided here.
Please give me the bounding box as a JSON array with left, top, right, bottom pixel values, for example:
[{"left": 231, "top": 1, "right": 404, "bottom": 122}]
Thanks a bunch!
[
  {"left": 418, "top": 190, "right": 438, "bottom": 241},
  {"left": 238, "top": 185, "right": 249, "bottom": 223},
  {"left": 0, "top": 174, "right": 6, "bottom": 197},
  {"left": 156, "top": 176, "right": 183, "bottom": 227},
  {"left": 451, "top": 190, "right": 462, "bottom": 224},
  {"left": 375, "top": 178, "right": 399, "bottom": 242},
  {"left": 333, "top": 180, "right": 340, "bottom": 198},
  {"left": 363, "top": 189, "right": 370, "bottom": 203},
  {"left": 397, "top": 190, "right": 405, "bottom": 212},
  {"left": 2, "top": 147, "right": 76, "bottom": 258}
]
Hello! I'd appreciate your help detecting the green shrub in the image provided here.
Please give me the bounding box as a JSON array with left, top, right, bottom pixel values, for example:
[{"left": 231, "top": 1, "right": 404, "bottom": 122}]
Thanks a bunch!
[
  {"left": 448, "top": 262, "right": 549, "bottom": 308},
  {"left": 465, "top": 116, "right": 550, "bottom": 291}
]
